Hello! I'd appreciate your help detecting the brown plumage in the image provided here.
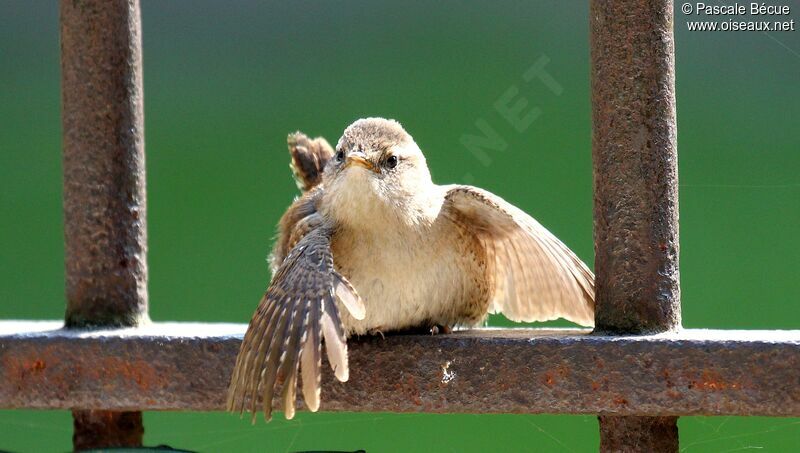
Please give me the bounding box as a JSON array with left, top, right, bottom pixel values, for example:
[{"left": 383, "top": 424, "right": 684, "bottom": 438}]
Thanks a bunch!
[
  {"left": 288, "top": 132, "right": 334, "bottom": 192},
  {"left": 228, "top": 118, "right": 595, "bottom": 421}
]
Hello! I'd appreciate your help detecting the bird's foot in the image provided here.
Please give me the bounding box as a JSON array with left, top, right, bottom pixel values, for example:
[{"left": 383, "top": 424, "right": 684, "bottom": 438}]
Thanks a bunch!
[
  {"left": 430, "top": 325, "right": 453, "bottom": 335},
  {"left": 367, "top": 327, "right": 385, "bottom": 340}
]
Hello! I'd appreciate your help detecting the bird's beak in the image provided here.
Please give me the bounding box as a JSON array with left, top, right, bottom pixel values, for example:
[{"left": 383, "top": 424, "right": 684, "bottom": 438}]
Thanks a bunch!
[{"left": 345, "top": 151, "right": 378, "bottom": 173}]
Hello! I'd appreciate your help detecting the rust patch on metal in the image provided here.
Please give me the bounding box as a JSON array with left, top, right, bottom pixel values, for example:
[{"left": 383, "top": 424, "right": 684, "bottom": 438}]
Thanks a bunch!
[
  {"left": 687, "top": 370, "right": 740, "bottom": 392},
  {"left": 88, "top": 357, "right": 166, "bottom": 391},
  {"left": 30, "top": 360, "right": 46, "bottom": 373},
  {"left": 662, "top": 369, "right": 674, "bottom": 388}
]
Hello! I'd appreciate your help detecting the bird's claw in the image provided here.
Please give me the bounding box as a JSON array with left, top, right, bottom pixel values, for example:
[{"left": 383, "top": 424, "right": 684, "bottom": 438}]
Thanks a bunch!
[
  {"left": 430, "top": 325, "right": 452, "bottom": 335},
  {"left": 367, "top": 327, "right": 385, "bottom": 340}
]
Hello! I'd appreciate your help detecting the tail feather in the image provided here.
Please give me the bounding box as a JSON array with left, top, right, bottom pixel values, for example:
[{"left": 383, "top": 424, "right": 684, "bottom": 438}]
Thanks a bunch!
[{"left": 288, "top": 132, "right": 334, "bottom": 192}]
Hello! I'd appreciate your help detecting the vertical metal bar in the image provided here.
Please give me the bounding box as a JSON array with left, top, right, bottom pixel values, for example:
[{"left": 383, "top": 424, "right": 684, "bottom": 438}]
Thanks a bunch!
[
  {"left": 590, "top": 0, "right": 680, "bottom": 451},
  {"left": 61, "top": 0, "right": 147, "bottom": 449},
  {"left": 590, "top": 0, "right": 681, "bottom": 335},
  {"left": 71, "top": 410, "right": 144, "bottom": 450}
]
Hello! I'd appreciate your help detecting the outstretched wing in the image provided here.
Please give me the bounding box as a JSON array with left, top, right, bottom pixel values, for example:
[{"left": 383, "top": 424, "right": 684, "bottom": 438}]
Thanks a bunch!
[
  {"left": 442, "top": 185, "right": 595, "bottom": 326},
  {"left": 227, "top": 226, "right": 364, "bottom": 421}
]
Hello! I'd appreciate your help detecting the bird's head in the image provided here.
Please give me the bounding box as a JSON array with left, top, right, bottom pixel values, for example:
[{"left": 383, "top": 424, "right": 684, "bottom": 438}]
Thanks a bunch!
[{"left": 321, "top": 118, "right": 439, "bottom": 229}]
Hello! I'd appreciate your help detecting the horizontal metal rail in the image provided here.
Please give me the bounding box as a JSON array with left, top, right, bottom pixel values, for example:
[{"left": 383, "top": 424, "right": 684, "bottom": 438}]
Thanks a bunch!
[{"left": 1, "top": 321, "right": 798, "bottom": 416}]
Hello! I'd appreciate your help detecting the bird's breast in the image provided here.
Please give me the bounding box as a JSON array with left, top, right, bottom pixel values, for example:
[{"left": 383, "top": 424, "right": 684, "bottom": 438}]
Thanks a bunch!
[{"left": 331, "top": 218, "right": 490, "bottom": 335}]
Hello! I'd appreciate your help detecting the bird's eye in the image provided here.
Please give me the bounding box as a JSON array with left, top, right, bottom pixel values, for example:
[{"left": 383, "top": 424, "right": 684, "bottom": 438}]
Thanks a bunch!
[
  {"left": 385, "top": 155, "right": 398, "bottom": 169},
  {"left": 336, "top": 150, "right": 345, "bottom": 162}
]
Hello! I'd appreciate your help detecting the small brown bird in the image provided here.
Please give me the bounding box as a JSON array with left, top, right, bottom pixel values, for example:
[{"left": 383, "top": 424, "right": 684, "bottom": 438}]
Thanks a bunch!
[{"left": 227, "top": 118, "right": 595, "bottom": 421}]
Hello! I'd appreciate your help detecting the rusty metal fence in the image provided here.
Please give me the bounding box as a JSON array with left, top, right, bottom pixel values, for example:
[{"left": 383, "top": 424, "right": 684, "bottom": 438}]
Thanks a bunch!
[{"left": 1, "top": 0, "right": 798, "bottom": 451}]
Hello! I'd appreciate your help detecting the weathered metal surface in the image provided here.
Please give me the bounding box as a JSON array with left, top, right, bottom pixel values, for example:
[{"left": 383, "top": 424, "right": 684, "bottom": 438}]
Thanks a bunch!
[
  {"left": 1, "top": 322, "right": 798, "bottom": 416},
  {"left": 72, "top": 410, "right": 144, "bottom": 451},
  {"left": 61, "top": 0, "right": 148, "bottom": 329},
  {"left": 590, "top": 0, "right": 680, "bottom": 449},
  {"left": 598, "top": 416, "right": 678, "bottom": 453},
  {"left": 61, "top": 0, "right": 147, "bottom": 448},
  {"left": 590, "top": 0, "right": 680, "bottom": 335}
]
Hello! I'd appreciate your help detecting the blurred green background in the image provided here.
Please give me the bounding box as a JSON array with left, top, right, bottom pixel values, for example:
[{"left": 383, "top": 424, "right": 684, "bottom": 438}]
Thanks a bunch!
[{"left": 1, "top": 1, "right": 798, "bottom": 451}]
